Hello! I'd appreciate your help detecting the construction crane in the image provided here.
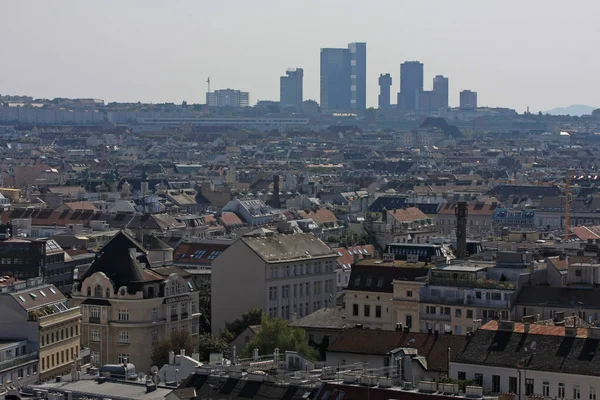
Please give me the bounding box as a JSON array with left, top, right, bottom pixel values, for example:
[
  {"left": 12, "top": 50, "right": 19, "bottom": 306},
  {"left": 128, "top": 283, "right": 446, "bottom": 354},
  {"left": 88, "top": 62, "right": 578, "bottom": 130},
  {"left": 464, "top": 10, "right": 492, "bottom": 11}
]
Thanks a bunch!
[{"left": 565, "top": 170, "right": 575, "bottom": 240}]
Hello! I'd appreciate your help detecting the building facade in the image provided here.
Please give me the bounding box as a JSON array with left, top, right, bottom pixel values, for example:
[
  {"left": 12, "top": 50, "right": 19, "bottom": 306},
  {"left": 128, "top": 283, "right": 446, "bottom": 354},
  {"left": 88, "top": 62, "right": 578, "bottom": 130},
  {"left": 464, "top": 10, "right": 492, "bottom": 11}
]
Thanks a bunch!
[
  {"left": 320, "top": 48, "right": 351, "bottom": 110},
  {"left": 206, "top": 89, "right": 250, "bottom": 108},
  {"left": 211, "top": 232, "right": 337, "bottom": 334},
  {"left": 398, "top": 61, "right": 424, "bottom": 111},
  {"left": 378, "top": 73, "right": 392, "bottom": 109},
  {"left": 459, "top": 90, "right": 477, "bottom": 109},
  {"left": 70, "top": 231, "right": 200, "bottom": 370},
  {"left": 280, "top": 68, "right": 304, "bottom": 109},
  {"left": 348, "top": 42, "right": 366, "bottom": 110},
  {"left": 0, "top": 280, "right": 81, "bottom": 382},
  {"left": 432, "top": 75, "right": 449, "bottom": 109}
]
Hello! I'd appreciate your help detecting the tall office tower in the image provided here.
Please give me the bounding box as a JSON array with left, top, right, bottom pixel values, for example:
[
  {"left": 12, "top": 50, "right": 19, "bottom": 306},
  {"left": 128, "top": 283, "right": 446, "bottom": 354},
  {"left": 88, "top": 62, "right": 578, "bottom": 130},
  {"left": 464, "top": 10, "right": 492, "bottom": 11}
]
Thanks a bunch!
[
  {"left": 433, "top": 75, "right": 449, "bottom": 109},
  {"left": 206, "top": 89, "right": 250, "bottom": 108},
  {"left": 459, "top": 90, "right": 478, "bottom": 109},
  {"left": 320, "top": 48, "right": 351, "bottom": 110},
  {"left": 280, "top": 68, "right": 304, "bottom": 108},
  {"left": 348, "top": 42, "right": 367, "bottom": 110},
  {"left": 378, "top": 73, "right": 392, "bottom": 109},
  {"left": 398, "top": 61, "right": 424, "bottom": 111}
]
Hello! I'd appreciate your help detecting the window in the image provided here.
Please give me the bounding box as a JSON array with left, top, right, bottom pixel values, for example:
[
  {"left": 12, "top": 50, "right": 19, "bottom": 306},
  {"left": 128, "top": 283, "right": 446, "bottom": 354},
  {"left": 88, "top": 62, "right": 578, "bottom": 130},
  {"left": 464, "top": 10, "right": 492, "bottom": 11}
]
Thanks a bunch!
[
  {"left": 558, "top": 383, "right": 566, "bottom": 398},
  {"left": 118, "top": 353, "right": 129, "bottom": 364},
  {"left": 151, "top": 308, "right": 158, "bottom": 320},
  {"left": 106, "top": 288, "right": 111, "bottom": 297},
  {"left": 406, "top": 290, "right": 413, "bottom": 297},
  {"left": 151, "top": 331, "right": 158, "bottom": 343},
  {"left": 41, "top": 336, "right": 45, "bottom": 346},
  {"left": 33, "top": 364, "right": 37, "bottom": 374},
  {"left": 543, "top": 381, "right": 550, "bottom": 397},
  {"left": 474, "top": 373, "right": 483, "bottom": 386},
  {"left": 90, "top": 306, "right": 100, "bottom": 321},
  {"left": 576, "top": 269, "right": 582, "bottom": 277},
  {"left": 94, "top": 285, "right": 103, "bottom": 297},
  {"left": 491, "top": 292, "right": 501, "bottom": 301},
  {"left": 443, "top": 307, "right": 451, "bottom": 315},
  {"left": 352, "top": 304, "right": 359, "bottom": 316},
  {"left": 18, "top": 369, "right": 23, "bottom": 379},
  {"left": 455, "top": 309, "right": 462, "bottom": 318},
  {"left": 466, "top": 309, "right": 474, "bottom": 319},
  {"left": 475, "top": 291, "right": 482, "bottom": 299},
  {"left": 364, "top": 305, "right": 370, "bottom": 317},
  {"left": 118, "top": 331, "right": 130, "bottom": 344},
  {"left": 91, "top": 351, "right": 100, "bottom": 366},
  {"left": 457, "top": 371, "right": 466, "bottom": 381},
  {"left": 492, "top": 375, "right": 500, "bottom": 393},
  {"left": 91, "top": 329, "right": 100, "bottom": 342},
  {"left": 509, "top": 377, "right": 518, "bottom": 394},
  {"left": 406, "top": 315, "right": 412, "bottom": 328},
  {"left": 525, "top": 379, "right": 534, "bottom": 396},
  {"left": 375, "top": 306, "right": 382, "bottom": 318},
  {"left": 574, "top": 384, "right": 581, "bottom": 400},
  {"left": 118, "top": 309, "right": 129, "bottom": 321},
  {"left": 590, "top": 385, "right": 597, "bottom": 400}
]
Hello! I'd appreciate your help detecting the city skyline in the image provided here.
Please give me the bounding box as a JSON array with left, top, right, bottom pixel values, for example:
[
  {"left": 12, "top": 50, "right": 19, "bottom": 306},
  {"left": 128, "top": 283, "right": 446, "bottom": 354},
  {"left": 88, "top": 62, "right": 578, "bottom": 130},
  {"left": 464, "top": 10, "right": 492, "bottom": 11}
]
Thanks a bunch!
[{"left": 1, "top": 1, "right": 599, "bottom": 112}]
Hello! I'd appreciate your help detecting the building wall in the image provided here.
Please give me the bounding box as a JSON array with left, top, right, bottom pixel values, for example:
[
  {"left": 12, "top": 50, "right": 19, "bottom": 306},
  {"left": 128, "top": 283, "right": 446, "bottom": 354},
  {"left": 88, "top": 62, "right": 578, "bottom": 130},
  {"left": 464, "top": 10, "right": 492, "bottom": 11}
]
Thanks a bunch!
[
  {"left": 38, "top": 308, "right": 81, "bottom": 381},
  {"left": 345, "top": 289, "right": 395, "bottom": 330},
  {"left": 211, "top": 241, "right": 266, "bottom": 335},
  {"left": 392, "top": 280, "right": 422, "bottom": 332},
  {"left": 451, "top": 361, "right": 600, "bottom": 398}
]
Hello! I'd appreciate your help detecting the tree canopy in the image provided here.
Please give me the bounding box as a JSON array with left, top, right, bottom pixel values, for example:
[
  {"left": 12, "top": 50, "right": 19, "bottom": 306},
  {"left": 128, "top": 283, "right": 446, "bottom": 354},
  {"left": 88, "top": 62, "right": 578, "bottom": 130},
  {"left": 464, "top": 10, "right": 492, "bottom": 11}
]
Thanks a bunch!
[
  {"left": 224, "top": 308, "right": 264, "bottom": 338},
  {"left": 150, "top": 330, "right": 195, "bottom": 369},
  {"left": 197, "top": 333, "right": 229, "bottom": 361},
  {"left": 242, "top": 315, "right": 317, "bottom": 360}
]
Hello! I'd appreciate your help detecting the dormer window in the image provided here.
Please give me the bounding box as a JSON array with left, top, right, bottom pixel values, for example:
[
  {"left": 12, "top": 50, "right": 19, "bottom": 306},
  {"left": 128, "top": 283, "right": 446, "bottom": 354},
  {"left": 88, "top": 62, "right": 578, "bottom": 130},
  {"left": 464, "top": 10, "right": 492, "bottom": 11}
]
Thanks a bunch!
[
  {"left": 87, "top": 287, "right": 92, "bottom": 297},
  {"left": 94, "top": 285, "right": 103, "bottom": 298},
  {"left": 106, "top": 288, "right": 111, "bottom": 298}
]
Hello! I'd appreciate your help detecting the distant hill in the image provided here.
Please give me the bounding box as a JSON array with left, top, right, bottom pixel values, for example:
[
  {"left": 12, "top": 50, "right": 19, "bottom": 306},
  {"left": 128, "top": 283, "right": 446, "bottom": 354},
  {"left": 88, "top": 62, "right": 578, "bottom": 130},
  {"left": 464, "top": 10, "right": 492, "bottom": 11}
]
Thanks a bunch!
[{"left": 544, "top": 104, "right": 597, "bottom": 116}]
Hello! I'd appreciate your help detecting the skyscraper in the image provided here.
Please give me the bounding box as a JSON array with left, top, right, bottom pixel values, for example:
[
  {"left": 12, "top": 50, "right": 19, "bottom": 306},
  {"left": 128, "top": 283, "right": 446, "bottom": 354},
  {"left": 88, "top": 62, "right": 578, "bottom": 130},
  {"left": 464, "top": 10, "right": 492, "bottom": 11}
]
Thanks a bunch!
[
  {"left": 348, "top": 42, "right": 367, "bottom": 110},
  {"left": 280, "top": 68, "right": 303, "bottom": 108},
  {"left": 320, "top": 48, "right": 351, "bottom": 110},
  {"left": 398, "top": 61, "right": 424, "bottom": 111},
  {"left": 433, "top": 75, "right": 449, "bottom": 109},
  {"left": 460, "top": 90, "right": 478, "bottom": 109},
  {"left": 378, "top": 73, "right": 392, "bottom": 109}
]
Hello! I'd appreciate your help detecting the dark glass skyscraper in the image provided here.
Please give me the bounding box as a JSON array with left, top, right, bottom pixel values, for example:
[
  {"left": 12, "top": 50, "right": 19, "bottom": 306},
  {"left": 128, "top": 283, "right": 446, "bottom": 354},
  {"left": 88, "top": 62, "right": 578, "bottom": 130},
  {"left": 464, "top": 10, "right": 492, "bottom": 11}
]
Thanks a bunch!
[
  {"left": 398, "top": 61, "right": 424, "bottom": 111},
  {"left": 433, "top": 75, "right": 449, "bottom": 109},
  {"left": 348, "top": 42, "right": 366, "bottom": 110},
  {"left": 320, "top": 48, "right": 351, "bottom": 110},
  {"left": 378, "top": 73, "right": 392, "bottom": 109},
  {"left": 280, "top": 68, "right": 303, "bottom": 108}
]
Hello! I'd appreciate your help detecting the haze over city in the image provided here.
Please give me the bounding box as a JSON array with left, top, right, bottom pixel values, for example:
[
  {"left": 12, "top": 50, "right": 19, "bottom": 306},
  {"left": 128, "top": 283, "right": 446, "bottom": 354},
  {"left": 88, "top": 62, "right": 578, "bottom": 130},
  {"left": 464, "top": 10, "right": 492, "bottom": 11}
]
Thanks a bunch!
[{"left": 1, "top": 0, "right": 599, "bottom": 112}]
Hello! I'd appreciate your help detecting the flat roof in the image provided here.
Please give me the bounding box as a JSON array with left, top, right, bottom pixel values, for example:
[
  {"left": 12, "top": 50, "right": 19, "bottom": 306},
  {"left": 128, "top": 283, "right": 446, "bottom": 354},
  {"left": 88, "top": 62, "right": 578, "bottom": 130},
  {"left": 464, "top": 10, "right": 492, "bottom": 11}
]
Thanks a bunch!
[{"left": 29, "top": 379, "right": 172, "bottom": 400}]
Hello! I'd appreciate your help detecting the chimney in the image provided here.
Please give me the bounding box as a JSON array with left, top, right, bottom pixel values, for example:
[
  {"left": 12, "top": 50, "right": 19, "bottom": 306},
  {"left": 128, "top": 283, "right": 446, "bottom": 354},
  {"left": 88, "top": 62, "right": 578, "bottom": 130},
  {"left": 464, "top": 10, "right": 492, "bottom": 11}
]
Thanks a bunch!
[
  {"left": 524, "top": 322, "right": 530, "bottom": 333},
  {"left": 396, "top": 323, "right": 402, "bottom": 331},
  {"left": 180, "top": 348, "right": 186, "bottom": 357},
  {"left": 353, "top": 252, "right": 360, "bottom": 265},
  {"left": 428, "top": 328, "right": 433, "bottom": 335},
  {"left": 168, "top": 351, "right": 175, "bottom": 365},
  {"left": 271, "top": 175, "right": 280, "bottom": 208},
  {"left": 455, "top": 201, "right": 468, "bottom": 259},
  {"left": 403, "top": 326, "right": 410, "bottom": 333},
  {"left": 565, "top": 326, "right": 578, "bottom": 337},
  {"left": 434, "top": 330, "right": 439, "bottom": 340}
]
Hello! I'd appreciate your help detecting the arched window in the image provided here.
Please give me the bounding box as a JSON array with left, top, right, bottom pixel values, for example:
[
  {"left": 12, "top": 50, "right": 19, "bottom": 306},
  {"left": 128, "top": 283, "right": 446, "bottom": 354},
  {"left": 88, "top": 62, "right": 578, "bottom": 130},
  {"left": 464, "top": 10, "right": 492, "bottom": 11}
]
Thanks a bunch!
[
  {"left": 106, "top": 288, "right": 110, "bottom": 298},
  {"left": 94, "top": 285, "right": 103, "bottom": 297},
  {"left": 87, "top": 287, "right": 91, "bottom": 297}
]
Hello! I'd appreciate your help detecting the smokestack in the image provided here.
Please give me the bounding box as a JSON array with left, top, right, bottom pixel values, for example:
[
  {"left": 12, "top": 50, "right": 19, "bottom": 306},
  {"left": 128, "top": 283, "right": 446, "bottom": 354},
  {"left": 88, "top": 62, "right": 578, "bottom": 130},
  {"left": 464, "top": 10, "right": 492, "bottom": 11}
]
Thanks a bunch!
[
  {"left": 455, "top": 201, "right": 468, "bottom": 259},
  {"left": 272, "top": 175, "right": 280, "bottom": 208}
]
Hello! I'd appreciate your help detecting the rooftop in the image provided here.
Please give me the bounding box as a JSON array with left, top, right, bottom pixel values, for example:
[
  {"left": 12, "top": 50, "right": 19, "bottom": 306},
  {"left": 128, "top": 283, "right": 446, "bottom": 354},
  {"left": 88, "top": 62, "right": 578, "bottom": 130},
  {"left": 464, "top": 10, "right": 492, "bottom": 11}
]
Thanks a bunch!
[{"left": 241, "top": 233, "right": 336, "bottom": 263}]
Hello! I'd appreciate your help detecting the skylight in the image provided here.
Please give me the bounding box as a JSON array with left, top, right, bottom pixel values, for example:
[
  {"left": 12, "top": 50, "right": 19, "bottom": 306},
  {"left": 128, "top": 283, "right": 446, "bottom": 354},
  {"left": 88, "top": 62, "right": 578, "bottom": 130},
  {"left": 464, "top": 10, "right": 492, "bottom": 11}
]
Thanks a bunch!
[
  {"left": 39, "top": 290, "right": 47, "bottom": 297},
  {"left": 49, "top": 288, "right": 56, "bottom": 294},
  {"left": 18, "top": 295, "right": 25, "bottom": 302}
]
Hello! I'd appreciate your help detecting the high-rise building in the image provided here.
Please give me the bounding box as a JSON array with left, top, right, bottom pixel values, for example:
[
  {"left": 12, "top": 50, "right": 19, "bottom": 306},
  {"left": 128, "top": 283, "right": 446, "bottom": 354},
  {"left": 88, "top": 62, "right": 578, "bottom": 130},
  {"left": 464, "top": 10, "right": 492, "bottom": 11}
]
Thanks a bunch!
[
  {"left": 320, "top": 48, "right": 351, "bottom": 110},
  {"left": 348, "top": 42, "right": 367, "bottom": 110},
  {"left": 460, "top": 90, "right": 478, "bottom": 109},
  {"left": 280, "top": 68, "right": 303, "bottom": 108},
  {"left": 398, "top": 61, "right": 424, "bottom": 111},
  {"left": 378, "top": 73, "right": 392, "bottom": 109},
  {"left": 206, "top": 89, "right": 250, "bottom": 108},
  {"left": 433, "top": 75, "right": 449, "bottom": 109}
]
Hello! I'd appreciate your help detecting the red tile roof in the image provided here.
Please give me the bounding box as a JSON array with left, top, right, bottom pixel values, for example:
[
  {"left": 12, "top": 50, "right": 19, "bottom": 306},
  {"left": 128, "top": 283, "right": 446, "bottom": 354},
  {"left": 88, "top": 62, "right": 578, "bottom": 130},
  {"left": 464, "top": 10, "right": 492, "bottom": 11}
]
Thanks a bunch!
[
  {"left": 62, "top": 201, "right": 98, "bottom": 212},
  {"left": 570, "top": 226, "right": 600, "bottom": 241},
  {"left": 328, "top": 328, "right": 466, "bottom": 372},
  {"left": 332, "top": 245, "right": 374, "bottom": 268},
  {"left": 173, "top": 242, "right": 230, "bottom": 266},
  {"left": 387, "top": 207, "right": 427, "bottom": 223},
  {"left": 481, "top": 320, "right": 589, "bottom": 337},
  {"left": 546, "top": 256, "right": 568, "bottom": 271},
  {"left": 298, "top": 209, "right": 339, "bottom": 225},
  {"left": 219, "top": 212, "right": 244, "bottom": 228}
]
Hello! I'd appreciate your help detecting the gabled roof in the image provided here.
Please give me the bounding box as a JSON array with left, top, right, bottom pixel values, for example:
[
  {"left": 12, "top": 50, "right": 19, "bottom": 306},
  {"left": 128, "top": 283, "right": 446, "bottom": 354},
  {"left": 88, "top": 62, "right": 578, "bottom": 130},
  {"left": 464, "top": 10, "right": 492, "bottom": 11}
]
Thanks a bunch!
[
  {"left": 328, "top": 328, "right": 466, "bottom": 372},
  {"left": 8, "top": 284, "right": 65, "bottom": 311},
  {"left": 297, "top": 209, "right": 338, "bottom": 225},
  {"left": 291, "top": 307, "right": 348, "bottom": 330},
  {"left": 387, "top": 207, "right": 428, "bottom": 223},
  {"left": 437, "top": 202, "right": 497, "bottom": 216},
  {"left": 174, "top": 242, "right": 230, "bottom": 266},
  {"left": 241, "top": 233, "right": 336, "bottom": 263},
  {"left": 453, "top": 320, "right": 600, "bottom": 376}
]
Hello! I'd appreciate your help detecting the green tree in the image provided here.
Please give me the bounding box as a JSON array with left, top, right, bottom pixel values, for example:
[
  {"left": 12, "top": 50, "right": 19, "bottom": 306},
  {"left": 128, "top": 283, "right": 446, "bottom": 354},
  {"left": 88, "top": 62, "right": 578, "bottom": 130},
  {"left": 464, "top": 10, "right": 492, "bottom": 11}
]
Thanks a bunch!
[
  {"left": 197, "top": 333, "right": 230, "bottom": 361},
  {"left": 242, "top": 315, "right": 317, "bottom": 360},
  {"left": 225, "top": 309, "right": 264, "bottom": 338},
  {"left": 197, "top": 281, "right": 211, "bottom": 333},
  {"left": 150, "top": 330, "right": 195, "bottom": 368}
]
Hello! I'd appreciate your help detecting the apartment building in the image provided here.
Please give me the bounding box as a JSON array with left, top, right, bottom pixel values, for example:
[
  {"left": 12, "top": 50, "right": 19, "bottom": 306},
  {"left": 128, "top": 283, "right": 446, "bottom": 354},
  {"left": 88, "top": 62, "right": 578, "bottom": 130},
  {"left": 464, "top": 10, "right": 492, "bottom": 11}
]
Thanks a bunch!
[
  {"left": 0, "top": 279, "right": 81, "bottom": 382},
  {"left": 0, "top": 339, "right": 39, "bottom": 388},
  {"left": 451, "top": 320, "right": 600, "bottom": 398},
  {"left": 365, "top": 207, "right": 437, "bottom": 248},
  {"left": 419, "top": 262, "right": 516, "bottom": 335},
  {"left": 344, "top": 260, "right": 429, "bottom": 330},
  {"left": 70, "top": 231, "right": 200, "bottom": 370},
  {"left": 436, "top": 202, "right": 497, "bottom": 239},
  {"left": 211, "top": 231, "right": 337, "bottom": 334}
]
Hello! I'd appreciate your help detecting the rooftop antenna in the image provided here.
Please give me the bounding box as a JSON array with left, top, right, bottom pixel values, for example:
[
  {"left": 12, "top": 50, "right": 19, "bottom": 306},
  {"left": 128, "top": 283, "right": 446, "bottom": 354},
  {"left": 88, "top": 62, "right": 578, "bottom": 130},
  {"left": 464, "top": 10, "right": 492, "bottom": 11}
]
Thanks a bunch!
[{"left": 207, "top": 77, "right": 211, "bottom": 94}]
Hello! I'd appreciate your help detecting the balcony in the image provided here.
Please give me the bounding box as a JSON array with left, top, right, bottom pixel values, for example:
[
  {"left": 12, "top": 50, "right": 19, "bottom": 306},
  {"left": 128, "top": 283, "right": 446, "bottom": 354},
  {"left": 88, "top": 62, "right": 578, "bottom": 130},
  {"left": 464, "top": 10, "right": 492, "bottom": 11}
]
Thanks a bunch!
[
  {"left": 428, "top": 276, "right": 516, "bottom": 290},
  {"left": 0, "top": 352, "right": 38, "bottom": 371},
  {"left": 88, "top": 316, "right": 101, "bottom": 324},
  {"left": 180, "top": 312, "right": 189, "bottom": 320},
  {"left": 171, "top": 314, "right": 178, "bottom": 322}
]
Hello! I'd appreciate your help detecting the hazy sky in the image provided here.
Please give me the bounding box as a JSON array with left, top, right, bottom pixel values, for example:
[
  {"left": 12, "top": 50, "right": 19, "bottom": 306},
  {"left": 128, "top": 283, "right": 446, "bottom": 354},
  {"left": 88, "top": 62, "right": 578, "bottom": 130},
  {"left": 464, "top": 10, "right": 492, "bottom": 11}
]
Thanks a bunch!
[{"left": 1, "top": 1, "right": 598, "bottom": 112}]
